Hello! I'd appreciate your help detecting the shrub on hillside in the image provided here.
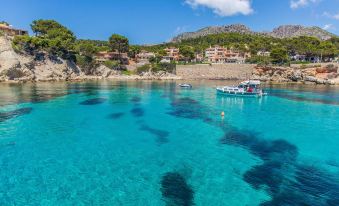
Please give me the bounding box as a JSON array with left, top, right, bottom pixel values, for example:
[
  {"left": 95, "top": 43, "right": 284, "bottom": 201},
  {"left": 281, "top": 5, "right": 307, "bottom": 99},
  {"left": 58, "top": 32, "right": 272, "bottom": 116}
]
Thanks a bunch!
[
  {"left": 151, "top": 63, "right": 176, "bottom": 74},
  {"left": 75, "top": 54, "right": 96, "bottom": 75},
  {"left": 136, "top": 64, "right": 151, "bottom": 74},
  {"left": 6, "top": 68, "right": 25, "bottom": 80},
  {"left": 103, "top": 60, "right": 120, "bottom": 69}
]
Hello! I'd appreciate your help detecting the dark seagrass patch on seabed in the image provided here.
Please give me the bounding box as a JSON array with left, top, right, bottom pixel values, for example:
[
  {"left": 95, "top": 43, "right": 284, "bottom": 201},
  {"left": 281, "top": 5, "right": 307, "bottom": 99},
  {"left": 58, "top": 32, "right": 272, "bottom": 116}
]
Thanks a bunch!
[
  {"left": 79, "top": 98, "right": 107, "bottom": 105},
  {"left": 130, "top": 96, "right": 142, "bottom": 104},
  {"left": 140, "top": 124, "right": 169, "bottom": 145},
  {"left": 130, "top": 107, "right": 144, "bottom": 117},
  {"left": 271, "top": 93, "right": 339, "bottom": 106},
  {"left": 0, "top": 107, "right": 33, "bottom": 122},
  {"left": 161, "top": 172, "right": 194, "bottom": 206},
  {"left": 167, "top": 97, "right": 207, "bottom": 120},
  {"left": 107, "top": 112, "right": 125, "bottom": 120},
  {"left": 220, "top": 128, "right": 339, "bottom": 205}
]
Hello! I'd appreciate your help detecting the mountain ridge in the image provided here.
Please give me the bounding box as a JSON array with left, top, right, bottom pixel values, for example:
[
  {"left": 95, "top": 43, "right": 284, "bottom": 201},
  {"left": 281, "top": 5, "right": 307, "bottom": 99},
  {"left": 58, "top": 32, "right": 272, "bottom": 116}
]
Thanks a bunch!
[{"left": 171, "top": 24, "right": 337, "bottom": 42}]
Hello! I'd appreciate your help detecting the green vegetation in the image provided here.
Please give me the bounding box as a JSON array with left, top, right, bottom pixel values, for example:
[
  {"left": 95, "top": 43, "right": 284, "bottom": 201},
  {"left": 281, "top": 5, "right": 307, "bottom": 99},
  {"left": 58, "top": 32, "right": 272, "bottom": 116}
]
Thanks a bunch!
[
  {"left": 121, "top": 70, "right": 135, "bottom": 75},
  {"left": 12, "top": 19, "right": 75, "bottom": 58},
  {"left": 9, "top": 19, "right": 338, "bottom": 69},
  {"left": 270, "top": 48, "right": 289, "bottom": 65},
  {"left": 103, "top": 60, "right": 120, "bottom": 69},
  {"left": 179, "top": 45, "right": 195, "bottom": 62},
  {"left": 141, "top": 32, "right": 339, "bottom": 65},
  {"left": 0, "top": 21, "right": 9, "bottom": 26},
  {"left": 109, "top": 34, "right": 129, "bottom": 54},
  {"left": 136, "top": 63, "right": 176, "bottom": 75},
  {"left": 75, "top": 54, "right": 96, "bottom": 75},
  {"left": 12, "top": 19, "right": 131, "bottom": 74},
  {"left": 128, "top": 45, "right": 141, "bottom": 58},
  {"left": 153, "top": 62, "right": 176, "bottom": 73},
  {"left": 136, "top": 64, "right": 151, "bottom": 74}
]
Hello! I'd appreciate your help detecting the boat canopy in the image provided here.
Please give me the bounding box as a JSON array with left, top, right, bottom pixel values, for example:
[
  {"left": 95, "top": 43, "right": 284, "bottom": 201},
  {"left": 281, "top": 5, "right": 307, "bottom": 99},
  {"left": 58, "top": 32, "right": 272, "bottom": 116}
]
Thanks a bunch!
[{"left": 239, "top": 80, "right": 261, "bottom": 86}]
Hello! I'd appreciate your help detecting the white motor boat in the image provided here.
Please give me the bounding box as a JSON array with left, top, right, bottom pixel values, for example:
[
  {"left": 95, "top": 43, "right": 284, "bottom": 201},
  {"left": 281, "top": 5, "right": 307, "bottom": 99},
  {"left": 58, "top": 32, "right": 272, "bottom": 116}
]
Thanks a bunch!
[
  {"left": 216, "top": 80, "right": 267, "bottom": 97},
  {"left": 179, "top": 83, "right": 192, "bottom": 88}
]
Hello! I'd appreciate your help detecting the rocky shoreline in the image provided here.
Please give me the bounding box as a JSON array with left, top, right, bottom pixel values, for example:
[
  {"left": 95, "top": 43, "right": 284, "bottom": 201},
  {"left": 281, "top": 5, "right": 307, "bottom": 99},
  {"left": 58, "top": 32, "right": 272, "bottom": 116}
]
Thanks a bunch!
[
  {"left": 1, "top": 36, "right": 338, "bottom": 84},
  {"left": 252, "top": 64, "right": 339, "bottom": 85}
]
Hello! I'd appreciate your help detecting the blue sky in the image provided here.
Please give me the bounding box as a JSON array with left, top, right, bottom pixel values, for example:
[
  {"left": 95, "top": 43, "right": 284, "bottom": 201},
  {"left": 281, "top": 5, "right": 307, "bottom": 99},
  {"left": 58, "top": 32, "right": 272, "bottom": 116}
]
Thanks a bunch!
[{"left": 1, "top": 0, "right": 338, "bottom": 44}]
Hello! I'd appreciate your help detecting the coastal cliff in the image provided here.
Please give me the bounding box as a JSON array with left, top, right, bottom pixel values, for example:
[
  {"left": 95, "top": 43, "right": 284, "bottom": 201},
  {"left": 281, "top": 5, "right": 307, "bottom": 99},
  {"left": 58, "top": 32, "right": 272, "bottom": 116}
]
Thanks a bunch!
[
  {"left": 0, "top": 36, "right": 178, "bottom": 82},
  {"left": 0, "top": 36, "right": 121, "bottom": 82}
]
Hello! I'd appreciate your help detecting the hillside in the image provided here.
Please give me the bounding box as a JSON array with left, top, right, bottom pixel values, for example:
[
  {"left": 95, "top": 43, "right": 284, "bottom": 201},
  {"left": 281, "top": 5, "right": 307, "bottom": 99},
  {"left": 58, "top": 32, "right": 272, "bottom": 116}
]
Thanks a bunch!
[{"left": 172, "top": 24, "right": 337, "bottom": 42}]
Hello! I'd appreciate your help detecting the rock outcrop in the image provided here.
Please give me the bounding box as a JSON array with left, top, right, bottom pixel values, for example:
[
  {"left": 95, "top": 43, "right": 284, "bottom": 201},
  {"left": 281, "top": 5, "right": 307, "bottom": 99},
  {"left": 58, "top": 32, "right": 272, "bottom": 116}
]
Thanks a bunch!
[
  {"left": 172, "top": 24, "right": 254, "bottom": 42},
  {"left": 0, "top": 35, "right": 87, "bottom": 81},
  {"left": 1, "top": 36, "right": 177, "bottom": 82},
  {"left": 251, "top": 64, "right": 339, "bottom": 85},
  {"left": 0, "top": 35, "right": 33, "bottom": 81},
  {"left": 269, "top": 25, "right": 335, "bottom": 40},
  {"left": 171, "top": 24, "right": 337, "bottom": 42}
]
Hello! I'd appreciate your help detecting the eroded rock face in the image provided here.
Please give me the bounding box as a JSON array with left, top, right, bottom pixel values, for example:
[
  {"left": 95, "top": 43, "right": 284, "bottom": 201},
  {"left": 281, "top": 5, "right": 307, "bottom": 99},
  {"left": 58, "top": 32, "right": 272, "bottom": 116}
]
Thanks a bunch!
[
  {"left": 92, "top": 65, "right": 119, "bottom": 77},
  {"left": 0, "top": 36, "right": 82, "bottom": 81},
  {"left": 0, "top": 36, "right": 34, "bottom": 81},
  {"left": 33, "top": 57, "right": 82, "bottom": 81},
  {"left": 0, "top": 36, "right": 126, "bottom": 82},
  {"left": 252, "top": 64, "right": 339, "bottom": 85}
]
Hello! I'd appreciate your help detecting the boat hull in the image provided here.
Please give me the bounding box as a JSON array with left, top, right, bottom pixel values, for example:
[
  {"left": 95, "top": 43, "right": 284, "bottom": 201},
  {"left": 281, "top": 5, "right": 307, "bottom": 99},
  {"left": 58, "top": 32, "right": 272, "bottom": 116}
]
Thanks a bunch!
[
  {"left": 179, "top": 84, "right": 192, "bottom": 88},
  {"left": 216, "top": 89, "right": 265, "bottom": 97}
]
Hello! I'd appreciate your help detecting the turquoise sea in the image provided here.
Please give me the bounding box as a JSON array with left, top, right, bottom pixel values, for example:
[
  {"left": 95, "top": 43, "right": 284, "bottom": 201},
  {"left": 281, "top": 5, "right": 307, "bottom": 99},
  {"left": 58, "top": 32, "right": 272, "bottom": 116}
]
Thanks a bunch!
[{"left": 0, "top": 80, "right": 338, "bottom": 206}]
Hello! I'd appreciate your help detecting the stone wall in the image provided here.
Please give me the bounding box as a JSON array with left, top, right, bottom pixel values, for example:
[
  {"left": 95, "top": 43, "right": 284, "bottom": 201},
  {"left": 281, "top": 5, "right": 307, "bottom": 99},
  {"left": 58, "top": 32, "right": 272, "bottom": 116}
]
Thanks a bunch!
[{"left": 176, "top": 64, "right": 255, "bottom": 80}]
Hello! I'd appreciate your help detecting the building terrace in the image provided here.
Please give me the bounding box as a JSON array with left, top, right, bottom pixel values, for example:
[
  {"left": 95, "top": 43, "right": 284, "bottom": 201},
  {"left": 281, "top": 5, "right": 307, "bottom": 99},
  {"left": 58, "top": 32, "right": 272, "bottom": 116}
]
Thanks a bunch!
[
  {"left": 0, "top": 23, "right": 28, "bottom": 36},
  {"left": 205, "top": 45, "right": 250, "bottom": 64}
]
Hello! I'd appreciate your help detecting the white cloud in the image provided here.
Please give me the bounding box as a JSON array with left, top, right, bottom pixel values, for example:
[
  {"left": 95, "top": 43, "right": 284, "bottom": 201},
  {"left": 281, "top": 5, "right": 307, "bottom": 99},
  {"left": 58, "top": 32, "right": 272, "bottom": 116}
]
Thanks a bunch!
[
  {"left": 323, "top": 11, "right": 339, "bottom": 20},
  {"left": 185, "top": 0, "right": 253, "bottom": 17},
  {"left": 334, "top": 13, "right": 339, "bottom": 20},
  {"left": 290, "top": 0, "right": 317, "bottom": 9},
  {"left": 322, "top": 24, "right": 333, "bottom": 30}
]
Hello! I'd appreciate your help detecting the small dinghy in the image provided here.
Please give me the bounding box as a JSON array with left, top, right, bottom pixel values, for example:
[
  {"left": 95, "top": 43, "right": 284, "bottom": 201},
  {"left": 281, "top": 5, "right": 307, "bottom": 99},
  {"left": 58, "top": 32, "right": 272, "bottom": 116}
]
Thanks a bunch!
[
  {"left": 179, "top": 83, "right": 192, "bottom": 88},
  {"left": 216, "top": 80, "right": 267, "bottom": 97}
]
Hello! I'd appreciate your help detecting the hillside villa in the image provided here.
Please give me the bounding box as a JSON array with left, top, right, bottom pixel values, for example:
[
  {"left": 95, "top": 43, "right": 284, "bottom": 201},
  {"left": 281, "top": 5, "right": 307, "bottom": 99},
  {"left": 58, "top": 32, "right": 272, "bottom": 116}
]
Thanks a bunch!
[
  {"left": 95, "top": 51, "right": 129, "bottom": 65},
  {"left": 162, "top": 47, "right": 180, "bottom": 62},
  {"left": 136, "top": 50, "right": 155, "bottom": 65},
  {"left": 194, "top": 53, "right": 204, "bottom": 62},
  {"left": 290, "top": 54, "right": 321, "bottom": 63},
  {"left": 0, "top": 23, "right": 28, "bottom": 36},
  {"left": 205, "top": 45, "right": 251, "bottom": 64},
  {"left": 257, "top": 51, "right": 271, "bottom": 57}
]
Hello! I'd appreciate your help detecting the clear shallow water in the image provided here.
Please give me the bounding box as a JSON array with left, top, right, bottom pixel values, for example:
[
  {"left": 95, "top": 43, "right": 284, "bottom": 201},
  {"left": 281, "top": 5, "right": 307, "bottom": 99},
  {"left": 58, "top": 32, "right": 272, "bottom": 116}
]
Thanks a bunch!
[{"left": 0, "top": 81, "right": 338, "bottom": 206}]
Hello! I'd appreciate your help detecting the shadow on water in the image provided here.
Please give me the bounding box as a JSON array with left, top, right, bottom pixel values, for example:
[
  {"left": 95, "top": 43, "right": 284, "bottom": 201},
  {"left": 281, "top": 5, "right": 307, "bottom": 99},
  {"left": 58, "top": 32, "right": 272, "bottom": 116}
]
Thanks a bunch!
[
  {"left": 161, "top": 172, "right": 194, "bottom": 206},
  {"left": 0, "top": 108, "right": 33, "bottom": 122}
]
